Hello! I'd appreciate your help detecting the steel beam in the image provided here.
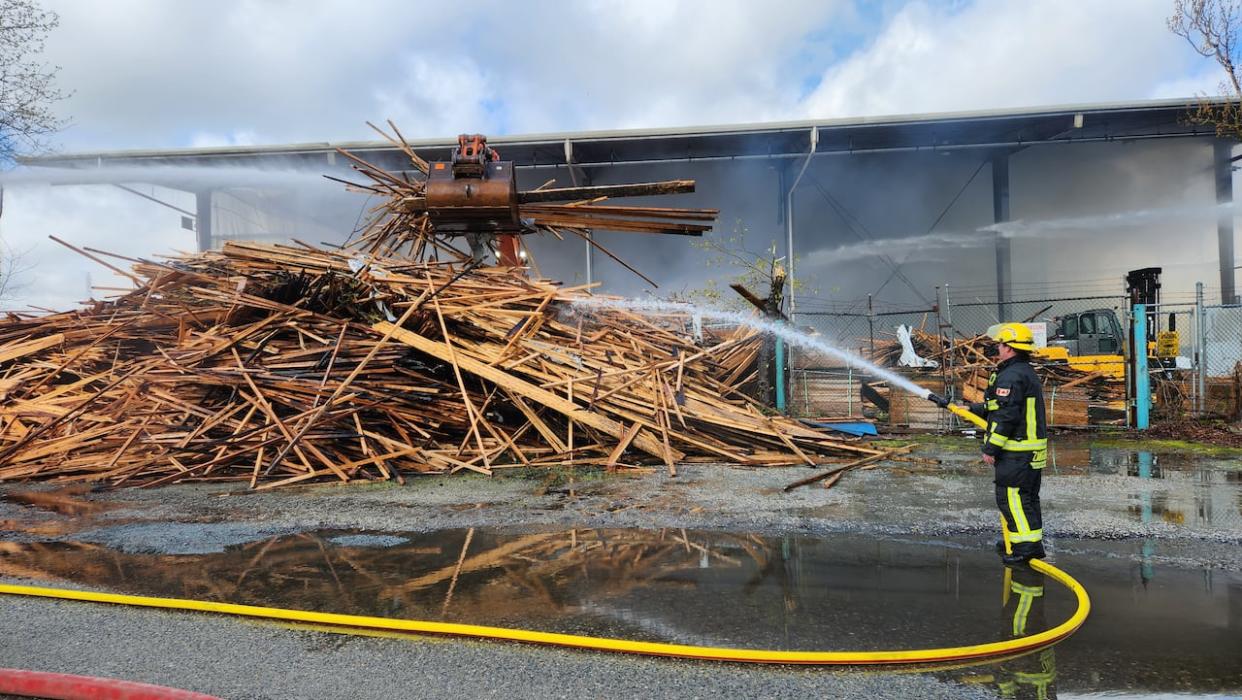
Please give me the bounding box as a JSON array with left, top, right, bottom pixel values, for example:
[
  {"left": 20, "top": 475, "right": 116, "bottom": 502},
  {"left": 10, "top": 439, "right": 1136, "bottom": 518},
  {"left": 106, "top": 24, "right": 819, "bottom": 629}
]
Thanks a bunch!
[
  {"left": 1214, "top": 140, "right": 1237, "bottom": 304},
  {"left": 113, "top": 185, "right": 196, "bottom": 218},
  {"left": 992, "top": 151, "right": 1011, "bottom": 320}
]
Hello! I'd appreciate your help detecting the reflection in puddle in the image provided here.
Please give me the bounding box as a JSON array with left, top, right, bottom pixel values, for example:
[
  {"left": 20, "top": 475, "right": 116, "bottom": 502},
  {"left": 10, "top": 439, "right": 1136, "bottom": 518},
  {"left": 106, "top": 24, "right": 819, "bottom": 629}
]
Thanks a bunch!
[
  {"left": 0, "top": 528, "right": 1238, "bottom": 697},
  {"left": 1048, "top": 446, "right": 1242, "bottom": 530},
  {"left": 0, "top": 529, "right": 1057, "bottom": 652},
  {"left": 1051, "top": 447, "right": 1242, "bottom": 593},
  {"left": 1, "top": 485, "right": 132, "bottom": 538},
  {"left": 3, "top": 486, "right": 115, "bottom": 517}
]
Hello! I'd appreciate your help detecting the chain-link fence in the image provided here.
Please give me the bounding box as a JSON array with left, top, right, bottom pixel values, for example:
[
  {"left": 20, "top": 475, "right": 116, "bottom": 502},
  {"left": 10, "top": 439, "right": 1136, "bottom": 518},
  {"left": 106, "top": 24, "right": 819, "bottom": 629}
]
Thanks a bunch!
[
  {"left": 1128, "top": 302, "right": 1200, "bottom": 421},
  {"left": 1198, "top": 302, "right": 1242, "bottom": 419},
  {"left": 791, "top": 302, "right": 943, "bottom": 422},
  {"left": 942, "top": 295, "right": 1128, "bottom": 341},
  {"left": 797, "top": 305, "right": 940, "bottom": 358},
  {"left": 796, "top": 294, "right": 1135, "bottom": 356},
  {"left": 786, "top": 282, "right": 1242, "bottom": 426},
  {"left": 1201, "top": 304, "right": 1242, "bottom": 376},
  {"left": 788, "top": 368, "right": 866, "bottom": 419}
]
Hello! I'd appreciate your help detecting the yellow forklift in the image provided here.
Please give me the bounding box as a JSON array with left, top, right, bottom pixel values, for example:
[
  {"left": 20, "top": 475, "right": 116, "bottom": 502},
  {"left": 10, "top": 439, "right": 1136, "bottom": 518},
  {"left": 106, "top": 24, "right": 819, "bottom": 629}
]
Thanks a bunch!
[{"left": 1037, "top": 268, "right": 1180, "bottom": 378}]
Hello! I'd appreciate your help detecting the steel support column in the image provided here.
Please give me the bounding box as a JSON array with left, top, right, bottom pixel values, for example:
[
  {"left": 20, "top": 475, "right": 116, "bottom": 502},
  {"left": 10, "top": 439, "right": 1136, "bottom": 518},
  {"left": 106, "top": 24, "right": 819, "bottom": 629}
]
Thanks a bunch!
[
  {"left": 784, "top": 126, "right": 817, "bottom": 325},
  {"left": 1214, "top": 140, "right": 1237, "bottom": 304},
  {"left": 992, "top": 151, "right": 1011, "bottom": 321},
  {"left": 195, "top": 190, "right": 213, "bottom": 252},
  {"left": 778, "top": 127, "right": 817, "bottom": 414}
]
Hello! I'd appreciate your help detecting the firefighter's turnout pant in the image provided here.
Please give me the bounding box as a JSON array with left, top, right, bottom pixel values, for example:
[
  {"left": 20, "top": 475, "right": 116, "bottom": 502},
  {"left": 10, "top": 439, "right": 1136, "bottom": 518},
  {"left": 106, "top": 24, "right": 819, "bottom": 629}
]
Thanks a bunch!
[{"left": 994, "top": 451, "right": 1042, "bottom": 551}]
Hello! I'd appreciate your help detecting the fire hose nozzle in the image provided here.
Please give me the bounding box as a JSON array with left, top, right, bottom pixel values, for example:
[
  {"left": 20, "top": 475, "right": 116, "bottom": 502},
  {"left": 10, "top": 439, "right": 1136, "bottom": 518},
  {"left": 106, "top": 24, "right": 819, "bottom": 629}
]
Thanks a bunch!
[{"left": 926, "top": 392, "right": 950, "bottom": 408}]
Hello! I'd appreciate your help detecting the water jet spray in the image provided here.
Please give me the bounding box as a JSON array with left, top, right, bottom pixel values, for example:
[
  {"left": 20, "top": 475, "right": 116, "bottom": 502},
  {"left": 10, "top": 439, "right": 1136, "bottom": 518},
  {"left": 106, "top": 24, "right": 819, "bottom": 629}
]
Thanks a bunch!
[
  {"left": 571, "top": 297, "right": 995, "bottom": 430},
  {"left": 570, "top": 298, "right": 934, "bottom": 400}
]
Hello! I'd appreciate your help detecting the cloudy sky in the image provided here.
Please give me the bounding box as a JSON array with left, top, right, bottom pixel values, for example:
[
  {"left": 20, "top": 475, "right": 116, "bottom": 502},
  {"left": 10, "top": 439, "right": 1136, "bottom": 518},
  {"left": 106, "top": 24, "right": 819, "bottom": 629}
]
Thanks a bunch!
[
  {"left": 0, "top": 0, "right": 1228, "bottom": 309},
  {"left": 35, "top": 0, "right": 1219, "bottom": 151}
]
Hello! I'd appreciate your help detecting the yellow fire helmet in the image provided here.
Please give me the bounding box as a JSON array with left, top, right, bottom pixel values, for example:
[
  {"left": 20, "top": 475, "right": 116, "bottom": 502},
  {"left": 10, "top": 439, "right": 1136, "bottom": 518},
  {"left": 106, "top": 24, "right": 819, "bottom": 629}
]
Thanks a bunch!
[{"left": 986, "top": 322, "right": 1036, "bottom": 351}]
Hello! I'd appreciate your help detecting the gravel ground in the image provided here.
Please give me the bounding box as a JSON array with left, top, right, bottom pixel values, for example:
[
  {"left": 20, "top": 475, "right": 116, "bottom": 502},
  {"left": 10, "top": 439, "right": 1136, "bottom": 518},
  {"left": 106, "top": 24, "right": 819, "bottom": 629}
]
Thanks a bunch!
[
  {"left": 6, "top": 436, "right": 1233, "bottom": 567},
  {"left": 0, "top": 595, "right": 990, "bottom": 700},
  {"left": 1, "top": 434, "right": 1239, "bottom": 698}
]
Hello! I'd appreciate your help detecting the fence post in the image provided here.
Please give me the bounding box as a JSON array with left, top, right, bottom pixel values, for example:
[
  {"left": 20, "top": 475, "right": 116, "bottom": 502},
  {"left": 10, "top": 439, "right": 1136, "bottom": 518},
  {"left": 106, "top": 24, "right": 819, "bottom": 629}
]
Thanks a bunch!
[
  {"left": 847, "top": 365, "right": 853, "bottom": 418},
  {"left": 943, "top": 283, "right": 953, "bottom": 329},
  {"left": 803, "top": 368, "right": 811, "bottom": 416},
  {"left": 867, "top": 294, "right": 875, "bottom": 358},
  {"left": 1196, "top": 282, "right": 1206, "bottom": 415},
  {"left": 1134, "top": 303, "right": 1150, "bottom": 430},
  {"left": 943, "top": 284, "right": 957, "bottom": 428},
  {"left": 775, "top": 338, "right": 786, "bottom": 414}
]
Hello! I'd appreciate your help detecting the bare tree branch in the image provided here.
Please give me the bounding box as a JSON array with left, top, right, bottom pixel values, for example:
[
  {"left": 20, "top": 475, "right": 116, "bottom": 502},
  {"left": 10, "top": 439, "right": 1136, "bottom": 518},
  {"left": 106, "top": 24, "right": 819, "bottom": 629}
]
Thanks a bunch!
[
  {"left": 0, "top": 1, "right": 68, "bottom": 302},
  {"left": 0, "top": 231, "right": 31, "bottom": 302},
  {"left": 1170, "top": 0, "right": 1242, "bottom": 138}
]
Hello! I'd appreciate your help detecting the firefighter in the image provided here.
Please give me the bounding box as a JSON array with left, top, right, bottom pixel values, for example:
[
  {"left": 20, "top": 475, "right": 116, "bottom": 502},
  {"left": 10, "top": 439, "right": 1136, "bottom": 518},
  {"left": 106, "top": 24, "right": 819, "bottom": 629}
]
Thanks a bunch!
[{"left": 970, "top": 323, "right": 1048, "bottom": 566}]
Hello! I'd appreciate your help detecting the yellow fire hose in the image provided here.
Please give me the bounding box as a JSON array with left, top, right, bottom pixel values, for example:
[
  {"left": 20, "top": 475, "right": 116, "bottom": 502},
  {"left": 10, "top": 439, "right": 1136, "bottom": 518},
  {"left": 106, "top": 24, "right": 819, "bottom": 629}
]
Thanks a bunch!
[
  {"left": 0, "top": 558, "right": 1088, "bottom": 665},
  {"left": 0, "top": 565, "right": 1088, "bottom": 664},
  {"left": 0, "top": 395, "right": 1083, "bottom": 665},
  {"left": 940, "top": 398, "right": 990, "bottom": 431}
]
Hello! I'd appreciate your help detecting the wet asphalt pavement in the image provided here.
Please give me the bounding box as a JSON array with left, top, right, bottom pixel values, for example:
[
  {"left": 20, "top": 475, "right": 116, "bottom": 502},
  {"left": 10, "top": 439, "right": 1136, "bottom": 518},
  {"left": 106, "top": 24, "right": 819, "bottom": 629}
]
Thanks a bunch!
[{"left": 0, "top": 434, "right": 1239, "bottom": 698}]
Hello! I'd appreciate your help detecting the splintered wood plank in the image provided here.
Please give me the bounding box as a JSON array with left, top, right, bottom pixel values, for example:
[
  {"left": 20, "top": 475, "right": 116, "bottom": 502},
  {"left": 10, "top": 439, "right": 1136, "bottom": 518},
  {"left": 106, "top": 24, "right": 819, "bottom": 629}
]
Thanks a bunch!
[
  {"left": 0, "top": 334, "right": 65, "bottom": 363},
  {"left": 605, "top": 422, "right": 644, "bottom": 470},
  {"left": 783, "top": 446, "right": 914, "bottom": 492}
]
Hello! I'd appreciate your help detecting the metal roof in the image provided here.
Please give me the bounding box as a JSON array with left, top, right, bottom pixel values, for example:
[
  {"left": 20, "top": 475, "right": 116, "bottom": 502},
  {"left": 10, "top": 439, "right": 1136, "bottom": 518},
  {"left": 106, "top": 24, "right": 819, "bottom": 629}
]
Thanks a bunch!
[{"left": 18, "top": 97, "right": 1220, "bottom": 174}]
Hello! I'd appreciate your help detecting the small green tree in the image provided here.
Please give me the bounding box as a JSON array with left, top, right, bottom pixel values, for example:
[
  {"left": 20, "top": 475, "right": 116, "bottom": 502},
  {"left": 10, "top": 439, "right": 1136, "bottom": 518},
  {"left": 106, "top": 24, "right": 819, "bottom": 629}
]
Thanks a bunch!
[
  {"left": 679, "top": 219, "right": 814, "bottom": 311},
  {"left": 676, "top": 220, "right": 822, "bottom": 408}
]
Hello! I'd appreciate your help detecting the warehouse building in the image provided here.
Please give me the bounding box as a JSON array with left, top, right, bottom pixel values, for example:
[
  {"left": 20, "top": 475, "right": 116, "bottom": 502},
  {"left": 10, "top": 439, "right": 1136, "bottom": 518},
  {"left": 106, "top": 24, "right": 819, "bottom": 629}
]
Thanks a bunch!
[{"left": 18, "top": 98, "right": 1239, "bottom": 329}]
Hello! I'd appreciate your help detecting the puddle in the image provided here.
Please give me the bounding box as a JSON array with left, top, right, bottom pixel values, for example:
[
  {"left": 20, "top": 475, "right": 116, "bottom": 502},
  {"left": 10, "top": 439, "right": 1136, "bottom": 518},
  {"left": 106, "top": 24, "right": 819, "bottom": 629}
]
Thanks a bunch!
[
  {"left": 0, "top": 527, "right": 1238, "bottom": 697},
  {"left": 1047, "top": 444, "right": 1233, "bottom": 476},
  {"left": 0, "top": 485, "right": 136, "bottom": 539},
  {"left": 1046, "top": 446, "right": 1242, "bottom": 530},
  {"left": 2, "top": 486, "right": 116, "bottom": 517},
  {"left": 1, "top": 529, "right": 1059, "bottom": 650}
]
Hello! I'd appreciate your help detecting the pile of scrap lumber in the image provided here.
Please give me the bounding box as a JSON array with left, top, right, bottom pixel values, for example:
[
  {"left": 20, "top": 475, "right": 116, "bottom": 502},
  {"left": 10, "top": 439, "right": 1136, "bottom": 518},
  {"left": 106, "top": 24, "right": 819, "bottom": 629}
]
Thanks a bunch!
[
  {"left": 0, "top": 135, "right": 883, "bottom": 490},
  {"left": 866, "top": 328, "right": 1127, "bottom": 425}
]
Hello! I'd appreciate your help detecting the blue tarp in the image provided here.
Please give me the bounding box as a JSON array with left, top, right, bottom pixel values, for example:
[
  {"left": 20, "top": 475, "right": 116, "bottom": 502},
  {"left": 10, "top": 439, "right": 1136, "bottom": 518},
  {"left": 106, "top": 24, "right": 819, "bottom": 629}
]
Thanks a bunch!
[{"left": 802, "top": 421, "right": 878, "bottom": 437}]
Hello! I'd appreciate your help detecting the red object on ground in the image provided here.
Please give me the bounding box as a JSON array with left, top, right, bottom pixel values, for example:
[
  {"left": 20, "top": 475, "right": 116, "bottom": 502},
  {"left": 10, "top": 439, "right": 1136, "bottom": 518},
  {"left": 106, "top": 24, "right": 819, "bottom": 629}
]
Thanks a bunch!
[{"left": 0, "top": 668, "right": 221, "bottom": 700}]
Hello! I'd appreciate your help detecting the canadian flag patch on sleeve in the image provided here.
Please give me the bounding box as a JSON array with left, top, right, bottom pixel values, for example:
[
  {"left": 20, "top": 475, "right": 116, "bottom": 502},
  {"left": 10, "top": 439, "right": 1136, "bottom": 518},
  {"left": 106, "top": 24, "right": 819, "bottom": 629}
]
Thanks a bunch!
[{"left": 996, "top": 387, "right": 1011, "bottom": 397}]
